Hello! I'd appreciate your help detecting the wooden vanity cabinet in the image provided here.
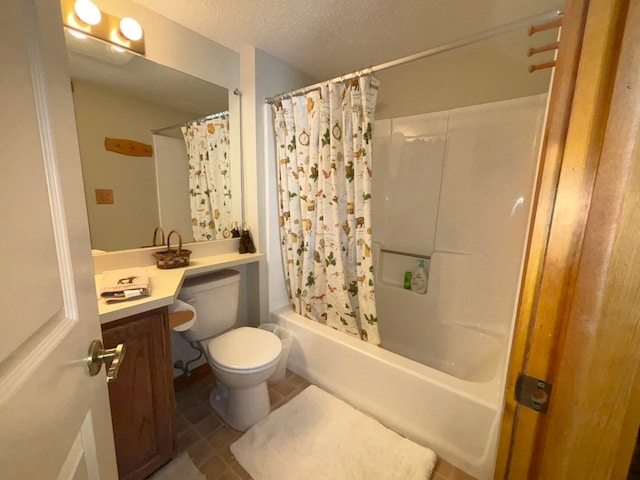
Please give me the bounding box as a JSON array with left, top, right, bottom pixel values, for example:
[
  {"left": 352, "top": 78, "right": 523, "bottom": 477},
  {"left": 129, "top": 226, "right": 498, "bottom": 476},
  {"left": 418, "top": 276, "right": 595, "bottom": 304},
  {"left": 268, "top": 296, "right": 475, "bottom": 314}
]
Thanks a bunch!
[{"left": 101, "top": 307, "right": 176, "bottom": 480}]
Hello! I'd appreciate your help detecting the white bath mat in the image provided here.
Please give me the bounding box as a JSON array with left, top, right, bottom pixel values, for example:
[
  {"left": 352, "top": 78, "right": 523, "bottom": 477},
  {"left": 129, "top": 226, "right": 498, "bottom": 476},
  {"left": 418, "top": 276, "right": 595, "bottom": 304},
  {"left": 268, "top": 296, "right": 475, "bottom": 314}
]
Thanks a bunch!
[
  {"left": 148, "top": 452, "right": 205, "bottom": 480},
  {"left": 231, "top": 385, "right": 436, "bottom": 480}
]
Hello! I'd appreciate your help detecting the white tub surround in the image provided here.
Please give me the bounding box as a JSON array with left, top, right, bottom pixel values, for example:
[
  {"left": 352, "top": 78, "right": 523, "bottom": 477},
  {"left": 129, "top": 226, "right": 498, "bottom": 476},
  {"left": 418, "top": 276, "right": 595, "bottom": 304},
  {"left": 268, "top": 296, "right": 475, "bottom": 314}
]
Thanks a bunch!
[{"left": 372, "top": 95, "right": 546, "bottom": 344}]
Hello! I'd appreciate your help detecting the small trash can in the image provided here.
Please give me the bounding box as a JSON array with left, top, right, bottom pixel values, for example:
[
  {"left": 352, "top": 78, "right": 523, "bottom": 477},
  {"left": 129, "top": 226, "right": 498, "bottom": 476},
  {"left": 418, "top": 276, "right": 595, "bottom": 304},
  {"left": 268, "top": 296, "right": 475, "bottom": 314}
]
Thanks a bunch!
[{"left": 258, "top": 323, "right": 292, "bottom": 384}]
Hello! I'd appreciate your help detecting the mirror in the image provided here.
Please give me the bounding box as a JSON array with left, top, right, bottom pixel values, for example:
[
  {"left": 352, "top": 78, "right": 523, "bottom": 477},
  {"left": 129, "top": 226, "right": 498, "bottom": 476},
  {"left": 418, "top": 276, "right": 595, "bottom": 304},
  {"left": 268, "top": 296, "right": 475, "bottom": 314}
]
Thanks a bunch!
[{"left": 64, "top": 31, "right": 242, "bottom": 252}]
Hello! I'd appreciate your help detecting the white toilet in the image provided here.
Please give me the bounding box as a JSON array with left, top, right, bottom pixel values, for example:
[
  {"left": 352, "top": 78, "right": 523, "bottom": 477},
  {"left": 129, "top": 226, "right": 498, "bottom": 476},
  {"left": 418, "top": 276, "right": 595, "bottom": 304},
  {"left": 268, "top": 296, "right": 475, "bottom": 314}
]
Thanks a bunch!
[{"left": 177, "top": 269, "right": 282, "bottom": 431}]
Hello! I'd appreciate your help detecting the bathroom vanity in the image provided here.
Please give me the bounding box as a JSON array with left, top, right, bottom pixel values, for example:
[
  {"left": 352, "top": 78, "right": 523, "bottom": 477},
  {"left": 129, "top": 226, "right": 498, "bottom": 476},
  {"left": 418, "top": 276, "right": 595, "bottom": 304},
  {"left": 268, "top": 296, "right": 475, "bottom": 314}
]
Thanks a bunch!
[
  {"left": 102, "top": 307, "right": 175, "bottom": 480},
  {"left": 94, "top": 243, "right": 264, "bottom": 479}
]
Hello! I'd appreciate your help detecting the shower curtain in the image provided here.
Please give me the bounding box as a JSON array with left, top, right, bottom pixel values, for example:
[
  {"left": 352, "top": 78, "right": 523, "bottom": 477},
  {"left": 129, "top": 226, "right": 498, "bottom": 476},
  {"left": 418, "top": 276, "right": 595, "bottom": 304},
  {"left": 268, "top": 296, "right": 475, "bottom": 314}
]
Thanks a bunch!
[
  {"left": 181, "top": 115, "right": 232, "bottom": 241},
  {"left": 272, "top": 76, "right": 380, "bottom": 346}
]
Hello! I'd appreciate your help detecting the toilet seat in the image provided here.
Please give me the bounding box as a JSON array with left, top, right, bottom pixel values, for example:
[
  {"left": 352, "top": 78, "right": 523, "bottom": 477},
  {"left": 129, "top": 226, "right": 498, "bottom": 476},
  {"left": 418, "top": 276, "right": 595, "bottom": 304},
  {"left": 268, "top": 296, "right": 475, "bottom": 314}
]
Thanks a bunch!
[
  {"left": 211, "top": 355, "right": 280, "bottom": 375},
  {"left": 208, "top": 327, "right": 282, "bottom": 374}
]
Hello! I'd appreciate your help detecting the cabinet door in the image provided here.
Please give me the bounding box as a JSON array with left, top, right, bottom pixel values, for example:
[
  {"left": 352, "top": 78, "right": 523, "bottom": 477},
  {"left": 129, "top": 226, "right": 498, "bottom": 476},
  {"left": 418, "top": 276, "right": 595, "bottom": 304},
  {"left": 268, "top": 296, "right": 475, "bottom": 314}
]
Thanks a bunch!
[{"left": 102, "top": 308, "right": 176, "bottom": 480}]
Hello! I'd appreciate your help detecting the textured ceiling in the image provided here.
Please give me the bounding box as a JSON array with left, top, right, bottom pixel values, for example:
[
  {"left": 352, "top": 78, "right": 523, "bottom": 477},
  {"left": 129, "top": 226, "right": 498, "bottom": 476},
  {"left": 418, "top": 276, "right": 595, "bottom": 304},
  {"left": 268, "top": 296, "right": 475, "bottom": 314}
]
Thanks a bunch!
[{"left": 132, "top": 0, "right": 564, "bottom": 80}]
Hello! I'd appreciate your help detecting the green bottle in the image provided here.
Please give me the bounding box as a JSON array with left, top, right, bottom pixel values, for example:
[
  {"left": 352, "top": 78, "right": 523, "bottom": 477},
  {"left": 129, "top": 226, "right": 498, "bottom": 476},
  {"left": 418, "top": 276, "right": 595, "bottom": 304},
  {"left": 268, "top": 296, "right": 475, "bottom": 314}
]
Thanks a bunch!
[{"left": 403, "top": 271, "right": 412, "bottom": 289}]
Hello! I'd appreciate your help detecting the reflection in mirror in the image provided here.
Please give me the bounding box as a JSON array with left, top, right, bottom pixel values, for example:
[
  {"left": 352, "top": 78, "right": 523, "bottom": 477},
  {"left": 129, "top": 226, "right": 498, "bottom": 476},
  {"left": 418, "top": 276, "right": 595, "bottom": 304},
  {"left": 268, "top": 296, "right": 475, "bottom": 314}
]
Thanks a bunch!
[{"left": 65, "top": 31, "right": 242, "bottom": 252}]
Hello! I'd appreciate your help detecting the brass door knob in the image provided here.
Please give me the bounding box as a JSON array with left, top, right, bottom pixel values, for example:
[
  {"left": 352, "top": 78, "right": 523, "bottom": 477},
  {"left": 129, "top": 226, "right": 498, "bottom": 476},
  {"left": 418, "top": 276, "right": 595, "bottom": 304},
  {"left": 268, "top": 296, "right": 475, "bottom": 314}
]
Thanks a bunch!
[{"left": 87, "top": 339, "right": 126, "bottom": 382}]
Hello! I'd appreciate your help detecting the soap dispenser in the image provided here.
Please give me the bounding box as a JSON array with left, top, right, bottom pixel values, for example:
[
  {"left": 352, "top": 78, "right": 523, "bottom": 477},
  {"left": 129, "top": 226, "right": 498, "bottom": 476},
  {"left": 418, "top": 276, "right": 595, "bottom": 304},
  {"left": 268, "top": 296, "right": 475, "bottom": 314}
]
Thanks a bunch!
[
  {"left": 410, "top": 260, "right": 428, "bottom": 294},
  {"left": 230, "top": 222, "right": 241, "bottom": 238},
  {"left": 239, "top": 224, "right": 256, "bottom": 254}
]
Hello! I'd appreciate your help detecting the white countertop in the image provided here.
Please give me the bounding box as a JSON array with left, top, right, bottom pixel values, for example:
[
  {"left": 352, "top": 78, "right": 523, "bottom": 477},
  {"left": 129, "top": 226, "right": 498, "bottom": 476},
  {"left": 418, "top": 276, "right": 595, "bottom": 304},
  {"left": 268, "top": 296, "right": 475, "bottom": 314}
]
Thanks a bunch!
[{"left": 96, "top": 252, "right": 263, "bottom": 324}]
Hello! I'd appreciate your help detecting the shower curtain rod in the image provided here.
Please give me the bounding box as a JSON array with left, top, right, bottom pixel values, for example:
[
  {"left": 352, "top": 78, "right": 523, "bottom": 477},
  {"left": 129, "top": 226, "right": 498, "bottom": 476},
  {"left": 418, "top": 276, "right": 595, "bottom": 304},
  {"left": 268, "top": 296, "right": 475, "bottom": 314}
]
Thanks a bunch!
[
  {"left": 265, "top": 9, "right": 562, "bottom": 104},
  {"left": 151, "top": 110, "right": 230, "bottom": 134}
]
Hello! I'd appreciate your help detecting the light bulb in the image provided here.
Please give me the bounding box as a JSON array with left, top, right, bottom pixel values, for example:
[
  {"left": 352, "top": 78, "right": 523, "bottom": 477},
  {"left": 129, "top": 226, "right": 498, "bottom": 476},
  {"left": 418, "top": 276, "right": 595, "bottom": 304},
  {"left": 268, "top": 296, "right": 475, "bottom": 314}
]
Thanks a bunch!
[
  {"left": 119, "top": 17, "right": 143, "bottom": 41},
  {"left": 74, "top": 0, "right": 101, "bottom": 26}
]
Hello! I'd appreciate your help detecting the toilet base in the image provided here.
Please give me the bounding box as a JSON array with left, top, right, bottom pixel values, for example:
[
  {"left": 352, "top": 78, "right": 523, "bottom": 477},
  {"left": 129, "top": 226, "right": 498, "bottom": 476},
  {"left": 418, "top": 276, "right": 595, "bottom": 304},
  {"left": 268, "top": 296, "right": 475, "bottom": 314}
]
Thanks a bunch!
[
  {"left": 209, "top": 382, "right": 271, "bottom": 432},
  {"left": 209, "top": 387, "right": 229, "bottom": 424}
]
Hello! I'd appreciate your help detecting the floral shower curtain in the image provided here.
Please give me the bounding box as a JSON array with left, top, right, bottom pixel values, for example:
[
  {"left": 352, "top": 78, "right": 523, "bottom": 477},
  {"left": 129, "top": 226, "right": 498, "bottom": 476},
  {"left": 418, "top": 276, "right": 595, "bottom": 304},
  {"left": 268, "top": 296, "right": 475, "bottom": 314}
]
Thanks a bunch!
[
  {"left": 181, "top": 115, "right": 232, "bottom": 241},
  {"left": 273, "top": 76, "right": 380, "bottom": 346}
]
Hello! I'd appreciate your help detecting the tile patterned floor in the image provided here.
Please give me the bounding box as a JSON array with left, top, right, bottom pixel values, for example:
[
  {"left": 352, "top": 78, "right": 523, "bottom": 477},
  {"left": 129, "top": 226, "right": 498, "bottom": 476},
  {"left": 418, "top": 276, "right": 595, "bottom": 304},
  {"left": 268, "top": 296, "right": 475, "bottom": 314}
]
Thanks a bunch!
[{"left": 174, "top": 369, "right": 476, "bottom": 480}]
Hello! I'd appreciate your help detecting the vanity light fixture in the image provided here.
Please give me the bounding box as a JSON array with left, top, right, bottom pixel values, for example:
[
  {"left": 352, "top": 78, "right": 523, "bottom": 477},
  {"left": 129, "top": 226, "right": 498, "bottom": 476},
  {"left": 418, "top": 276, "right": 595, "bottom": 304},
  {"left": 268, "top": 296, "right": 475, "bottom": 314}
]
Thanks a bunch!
[
  {"left": 60, "top": 0, "right": 145, "bottom": 55},
  {"left": 73, "top": 0, "right": 101, "bottom": 26},
  {"left": 119, "top": 17, "right": 143, "bottom": 42}
]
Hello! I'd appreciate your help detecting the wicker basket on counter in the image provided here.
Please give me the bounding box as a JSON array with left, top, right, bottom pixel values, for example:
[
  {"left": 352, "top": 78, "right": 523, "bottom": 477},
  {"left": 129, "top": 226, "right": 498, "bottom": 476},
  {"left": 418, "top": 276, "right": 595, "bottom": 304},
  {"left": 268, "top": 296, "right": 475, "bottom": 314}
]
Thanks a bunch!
[
  {"left": 152, "top": 227, "right": 165, "bottom": 247},
  {"left": 152, "top": 230, "right": 191, "bottom": 269}
]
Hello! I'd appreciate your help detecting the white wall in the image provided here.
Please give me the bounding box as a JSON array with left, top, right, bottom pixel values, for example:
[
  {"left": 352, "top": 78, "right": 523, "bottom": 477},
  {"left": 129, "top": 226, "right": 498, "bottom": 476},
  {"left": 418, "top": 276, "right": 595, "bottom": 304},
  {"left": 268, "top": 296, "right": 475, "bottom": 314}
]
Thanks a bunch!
[
  {"left": 240, "top": 48, "right": 317, "bottom": 319},
  {"left": 375, "top": 28, "right": 557, "bottom": 120},
  {"left": 72, "top": 80, "right": 200, "bottom": 251},
  {"left": 152, "top": 135, "right": 193, "bottom": 240}
]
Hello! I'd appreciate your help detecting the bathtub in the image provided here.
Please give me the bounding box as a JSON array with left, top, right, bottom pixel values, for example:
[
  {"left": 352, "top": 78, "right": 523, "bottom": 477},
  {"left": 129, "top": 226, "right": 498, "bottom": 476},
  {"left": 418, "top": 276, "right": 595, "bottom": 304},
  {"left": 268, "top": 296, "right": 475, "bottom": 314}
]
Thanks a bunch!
[{"left": 270, "top": 306, "right": 505, "bottom": 480}]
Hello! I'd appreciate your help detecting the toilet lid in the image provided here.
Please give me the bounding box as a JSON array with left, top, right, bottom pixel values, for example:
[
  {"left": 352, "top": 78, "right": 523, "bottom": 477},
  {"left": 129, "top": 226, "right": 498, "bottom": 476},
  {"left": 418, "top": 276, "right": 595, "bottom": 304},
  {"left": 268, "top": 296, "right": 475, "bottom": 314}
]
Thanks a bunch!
[{"left": 208, "top": 327, "right": 282, "bottom": 370}]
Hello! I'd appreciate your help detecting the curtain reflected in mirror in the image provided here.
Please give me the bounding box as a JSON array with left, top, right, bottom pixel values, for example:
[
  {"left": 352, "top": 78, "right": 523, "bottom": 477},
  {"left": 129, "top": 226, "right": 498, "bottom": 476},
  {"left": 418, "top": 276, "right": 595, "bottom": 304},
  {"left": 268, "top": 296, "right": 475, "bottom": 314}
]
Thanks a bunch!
[
  {"left": 65, "top": 30, "right": 241, "bottom": 252},
  {"left": 181, "top": 113, "right": 233, "bottom": 241}
]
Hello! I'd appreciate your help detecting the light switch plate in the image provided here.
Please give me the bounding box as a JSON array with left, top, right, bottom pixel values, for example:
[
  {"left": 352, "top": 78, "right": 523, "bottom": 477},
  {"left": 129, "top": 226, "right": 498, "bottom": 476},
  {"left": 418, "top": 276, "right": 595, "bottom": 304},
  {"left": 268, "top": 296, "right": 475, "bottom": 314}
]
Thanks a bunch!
[{"left": 95, "top": 189, "right": 114, "bottom": 204}]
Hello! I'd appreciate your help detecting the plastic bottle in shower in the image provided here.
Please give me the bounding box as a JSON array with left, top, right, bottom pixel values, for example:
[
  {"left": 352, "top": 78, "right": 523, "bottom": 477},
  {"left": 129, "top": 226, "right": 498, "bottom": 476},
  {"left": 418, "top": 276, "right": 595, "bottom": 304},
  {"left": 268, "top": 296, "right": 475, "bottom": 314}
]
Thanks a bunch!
[{"left": 410, "top": 260, "right": 428, "bottom": 294}]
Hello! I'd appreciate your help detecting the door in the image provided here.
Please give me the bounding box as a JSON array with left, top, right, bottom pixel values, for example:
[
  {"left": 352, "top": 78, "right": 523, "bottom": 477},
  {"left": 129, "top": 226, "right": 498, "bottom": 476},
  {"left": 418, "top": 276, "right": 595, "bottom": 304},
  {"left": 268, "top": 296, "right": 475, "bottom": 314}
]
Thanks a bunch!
[
  {"left": 496, "top": 0, "right": 640, "bottom": 477},
  {"left": 0, "top": 0, "right": 118, "bottom": 478}
]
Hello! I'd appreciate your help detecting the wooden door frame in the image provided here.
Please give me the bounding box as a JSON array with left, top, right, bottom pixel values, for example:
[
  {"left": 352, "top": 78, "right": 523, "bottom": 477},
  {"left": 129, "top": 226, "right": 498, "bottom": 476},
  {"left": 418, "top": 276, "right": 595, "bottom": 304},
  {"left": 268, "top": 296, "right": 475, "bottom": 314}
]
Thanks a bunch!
[{"left": 496, "top": 0, "right": 634, "bottom": 477}]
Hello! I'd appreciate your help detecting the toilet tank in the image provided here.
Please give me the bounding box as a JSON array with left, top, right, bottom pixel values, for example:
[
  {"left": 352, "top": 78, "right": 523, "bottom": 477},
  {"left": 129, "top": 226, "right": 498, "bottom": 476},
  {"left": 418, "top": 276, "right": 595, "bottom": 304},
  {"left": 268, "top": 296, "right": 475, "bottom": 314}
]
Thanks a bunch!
[{"left": 178, "top": 269, "right": 241, "bottom": 342}]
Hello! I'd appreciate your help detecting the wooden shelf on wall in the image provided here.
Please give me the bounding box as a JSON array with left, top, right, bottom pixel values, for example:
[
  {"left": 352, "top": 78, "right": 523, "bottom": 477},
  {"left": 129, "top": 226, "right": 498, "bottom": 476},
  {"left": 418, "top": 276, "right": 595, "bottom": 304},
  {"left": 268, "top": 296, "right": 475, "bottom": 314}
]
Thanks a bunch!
[{"left": 105, "top": 137, "right": 153, "bottom": 157}]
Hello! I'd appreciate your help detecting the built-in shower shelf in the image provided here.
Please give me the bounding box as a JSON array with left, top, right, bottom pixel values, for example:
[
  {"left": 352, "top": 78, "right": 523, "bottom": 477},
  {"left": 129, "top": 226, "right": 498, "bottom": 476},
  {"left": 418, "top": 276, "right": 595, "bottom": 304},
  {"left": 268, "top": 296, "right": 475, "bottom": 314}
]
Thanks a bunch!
[
  {"left": 380, "top": 247, "right": 431, "bottom": 260},
  {"left": 379, "top": 281, "right": 429, "bottom": 295},
  {"left": 376, "top": 246, "right": 432, "bottom": 290}
]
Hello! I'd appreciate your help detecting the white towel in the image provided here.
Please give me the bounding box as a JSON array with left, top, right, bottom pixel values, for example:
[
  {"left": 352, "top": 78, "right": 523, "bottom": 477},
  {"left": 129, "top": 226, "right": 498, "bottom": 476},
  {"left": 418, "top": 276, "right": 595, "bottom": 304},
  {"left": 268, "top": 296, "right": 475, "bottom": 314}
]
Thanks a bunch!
[{"left": 100, "top": 267, "right": 150, "bottom": 303}]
